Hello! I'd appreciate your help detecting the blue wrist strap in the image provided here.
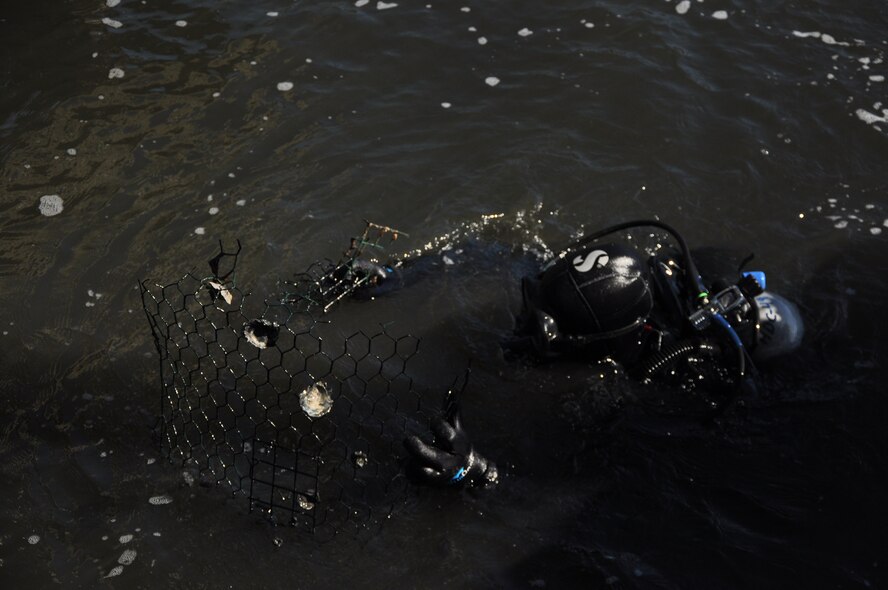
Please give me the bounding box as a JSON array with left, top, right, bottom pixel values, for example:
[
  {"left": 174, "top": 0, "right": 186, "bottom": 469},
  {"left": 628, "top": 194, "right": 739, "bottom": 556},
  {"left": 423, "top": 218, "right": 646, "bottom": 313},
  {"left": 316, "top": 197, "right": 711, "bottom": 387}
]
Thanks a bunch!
[{"left": 450, "top": 467, "right": 467, "bottom": 483}]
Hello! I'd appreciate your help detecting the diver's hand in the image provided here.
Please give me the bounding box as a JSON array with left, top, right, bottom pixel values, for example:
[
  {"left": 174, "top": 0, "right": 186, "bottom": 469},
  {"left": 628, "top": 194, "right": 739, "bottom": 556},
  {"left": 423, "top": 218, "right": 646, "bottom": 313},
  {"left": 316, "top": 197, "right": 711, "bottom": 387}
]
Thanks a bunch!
[{"left": 404, "top": 410, "right": 498, "bottom": 487}]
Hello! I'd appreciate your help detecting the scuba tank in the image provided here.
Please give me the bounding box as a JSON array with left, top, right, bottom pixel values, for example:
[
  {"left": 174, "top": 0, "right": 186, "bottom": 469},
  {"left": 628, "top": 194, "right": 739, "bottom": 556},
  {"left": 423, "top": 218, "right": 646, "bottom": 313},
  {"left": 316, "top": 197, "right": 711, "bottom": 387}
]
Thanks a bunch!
[{"left": 513, "top": 220, "right": 804, "bottom": 392}]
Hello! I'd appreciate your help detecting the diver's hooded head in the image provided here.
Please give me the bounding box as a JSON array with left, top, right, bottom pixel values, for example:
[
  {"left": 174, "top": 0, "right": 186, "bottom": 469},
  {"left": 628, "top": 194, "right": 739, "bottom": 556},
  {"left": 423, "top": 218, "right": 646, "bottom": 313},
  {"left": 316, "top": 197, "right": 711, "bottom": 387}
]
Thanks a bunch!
[{"left": 514, "top": 242, "right": 654, "bottom": 363}]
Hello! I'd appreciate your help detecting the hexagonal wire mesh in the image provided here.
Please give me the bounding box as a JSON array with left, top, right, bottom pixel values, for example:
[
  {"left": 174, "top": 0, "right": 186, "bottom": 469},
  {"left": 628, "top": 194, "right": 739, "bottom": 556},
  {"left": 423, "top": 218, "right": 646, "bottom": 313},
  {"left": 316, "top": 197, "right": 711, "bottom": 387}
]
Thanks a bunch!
[{"left": 140, "top": 225, "right": 456, "bottom": 539}]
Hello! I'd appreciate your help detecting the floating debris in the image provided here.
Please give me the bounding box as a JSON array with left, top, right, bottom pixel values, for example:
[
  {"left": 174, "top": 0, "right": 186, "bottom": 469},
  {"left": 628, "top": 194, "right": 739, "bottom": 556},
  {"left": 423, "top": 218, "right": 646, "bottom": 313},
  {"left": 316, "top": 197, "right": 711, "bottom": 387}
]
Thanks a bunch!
[
  {"left": 101, "top": 17, "right": 123, "bottom": 29},
  {"left": 66, "top": 148, "right": 77, "bottom": 156},
  {"left": 206, "top": 280, "right": 234, "bottom": 305},
  {"left": 712, "top": 11, "right": 728, "bottom": 20},
  {"left": 478, "top": 37, "right": 487, "bottom": 45},
  {"left": 175, "top": 20, "right": 187, "bottom": 27},
  {"left": 38, "top": 195, "right": 64, "bottom": 217},
  {"left": 235, "top": 199, "right": 247, "bottom": 206},
  {"left": 485, "top": 76, "right": 500, "bottom": 87},
  {"left": 119, "top": 534, "right": 133, "bottom": 544},
  {"left": 355, "top": 0, "right": 369, "bottom": 6},
  {"left": 675, "top": 1, "right": 690, "bottom": 15},
  {"left": 118, "top": 549, "right": 137, "bottom": 565},
  {"left": 296, "top": 494, "right": 316, "bottom": 511},
  {"left": 352, "top": 451, "right": 368, "bottom": 468},
  {"left": 277, "top": 81, "right": 294, "bottom": 91},
  {"left": 377, "top": 1, "right": 398, "bottom": 9},
  {"left": 105, "top": 566, "right": 124, "bottom": 578},
  {"left": 106, "top": 0, "right": 120, "bottom": 6},
  {"left": 441, "top": 102, "right": 452, "bottom": 108},
  {"left": 243, "top": 319, "right": 280, "bottom": 349},
  {"left": 27, "top": 535, "right": 40, "bottom": 545},
  {"left": 517, "top": 27, "right": 533, "bottom": 37},
  {"left": 194, "top": 227, "right": 206, "bottom": 235},
  {"left": 108, "top": 67, "right": 125, "bottom": 79},
  {"left": 299, "top": 381, "right": 333, "bottom": 419},
  {"left": 148, "top": 494, "right": 173, "bottom": 505},
  {"left": 267, "top": 11, "right": 279, "bottom": 17}
]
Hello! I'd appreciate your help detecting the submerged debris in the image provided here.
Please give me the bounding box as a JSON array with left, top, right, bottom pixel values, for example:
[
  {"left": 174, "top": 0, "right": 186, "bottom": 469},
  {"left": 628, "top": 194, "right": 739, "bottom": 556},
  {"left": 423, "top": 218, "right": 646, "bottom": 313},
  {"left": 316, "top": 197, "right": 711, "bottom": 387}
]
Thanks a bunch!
[
  {"left": 244, "top": 319, "right": 280, "bottom": 349},
  {"left": 299, "top": 381, "right": 333, "bottom": 418}
]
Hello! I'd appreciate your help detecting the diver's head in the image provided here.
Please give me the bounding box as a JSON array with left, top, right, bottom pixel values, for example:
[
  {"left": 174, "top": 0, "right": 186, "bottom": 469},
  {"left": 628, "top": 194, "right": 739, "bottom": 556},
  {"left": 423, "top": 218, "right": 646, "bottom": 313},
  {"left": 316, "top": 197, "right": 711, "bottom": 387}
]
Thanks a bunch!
[{"left": 515, "top": 243, "right": 654, "bottom": 363}]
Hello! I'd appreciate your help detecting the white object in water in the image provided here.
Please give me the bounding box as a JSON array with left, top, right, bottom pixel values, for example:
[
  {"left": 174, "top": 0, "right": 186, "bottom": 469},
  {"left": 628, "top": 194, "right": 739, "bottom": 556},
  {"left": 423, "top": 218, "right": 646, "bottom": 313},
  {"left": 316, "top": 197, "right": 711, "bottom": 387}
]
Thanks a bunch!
[
  {"left": 299, "top": 381, "right": 333, "bottom": 418},
  {"left": 38, "top": 195, "right": 64, "bottom": 217},
  {"left": 753, "top": 291, "right": 804, "bottom": 361}
]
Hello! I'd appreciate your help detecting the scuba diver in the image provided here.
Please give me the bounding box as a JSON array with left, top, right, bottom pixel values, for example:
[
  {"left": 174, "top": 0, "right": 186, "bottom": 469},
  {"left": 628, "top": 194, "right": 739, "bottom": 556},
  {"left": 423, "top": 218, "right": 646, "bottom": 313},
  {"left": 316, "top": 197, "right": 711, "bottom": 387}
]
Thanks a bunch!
[{"left": 339, "top": 220, "right": 805, "bottom": 488}]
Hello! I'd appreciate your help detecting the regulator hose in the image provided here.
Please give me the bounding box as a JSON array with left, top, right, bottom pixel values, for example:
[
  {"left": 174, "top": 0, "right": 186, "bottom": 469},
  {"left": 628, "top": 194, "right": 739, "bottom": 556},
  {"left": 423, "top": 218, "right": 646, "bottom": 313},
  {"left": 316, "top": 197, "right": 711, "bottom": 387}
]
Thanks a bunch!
[{"left": 637, "top": 339, "right": 719, "bottom": 380}]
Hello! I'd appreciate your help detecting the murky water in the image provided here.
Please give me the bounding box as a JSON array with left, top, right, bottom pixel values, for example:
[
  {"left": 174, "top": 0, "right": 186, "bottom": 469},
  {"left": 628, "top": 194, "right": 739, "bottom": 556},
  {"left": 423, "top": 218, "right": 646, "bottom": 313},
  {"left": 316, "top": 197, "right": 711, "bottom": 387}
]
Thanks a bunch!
[{"left": 2, "top": 0, "right": 886, "bottom": 587}]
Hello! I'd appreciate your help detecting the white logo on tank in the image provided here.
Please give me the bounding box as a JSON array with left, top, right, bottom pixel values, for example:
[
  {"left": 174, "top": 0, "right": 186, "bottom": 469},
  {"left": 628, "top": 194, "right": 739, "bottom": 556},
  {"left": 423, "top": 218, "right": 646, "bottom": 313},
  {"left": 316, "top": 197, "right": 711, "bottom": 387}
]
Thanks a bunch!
[{"left": 573, "top": 249, "right": 609, "bottom": 272}]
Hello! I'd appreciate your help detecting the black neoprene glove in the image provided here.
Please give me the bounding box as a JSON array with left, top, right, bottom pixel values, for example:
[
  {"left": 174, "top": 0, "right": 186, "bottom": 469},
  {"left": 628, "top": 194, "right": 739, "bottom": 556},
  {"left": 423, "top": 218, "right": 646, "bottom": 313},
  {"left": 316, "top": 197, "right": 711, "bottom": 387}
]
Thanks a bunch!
[{"left": 404, "top": 409, "right": 498, "bottom": 487}]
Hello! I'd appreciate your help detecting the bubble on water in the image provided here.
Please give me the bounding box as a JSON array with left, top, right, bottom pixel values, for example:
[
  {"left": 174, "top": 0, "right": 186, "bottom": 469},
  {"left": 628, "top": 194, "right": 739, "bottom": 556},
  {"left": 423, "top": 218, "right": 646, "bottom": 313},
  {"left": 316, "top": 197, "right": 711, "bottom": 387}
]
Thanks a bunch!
[
  {"left": 355, "top": 0, "right": 369, "bottom": 6},
  {"left": 883, "top": 219, "right": 888, "bottom": 227},
  {"left": 277, "top": 81, "right": 294, "bottom": 91},
  {"left": 871, "top": 227, "right": 882, "bottom": 235},
  {"left": 377, "top": 1, "right": 398, "bottom": 9},
  {"left": 149, "top": 495, "right": 173, "bottom": 505},
  {"left": 175, "top": 20, "right": 187, "bottom": 27},
  {"left": 792, "top": 31, "right": 821, "bottom": 38},
  {"left": 106, "top": 0, "right": 120, "bottom": 6},
  {"left": 119, "top": 534, "right": 133, "bottom": 544},
  {"left": 585, "top": 22, "right": 595, "bottom": 28},
  {"left": 209, "top": 207, "right": 219, "bottom": 215},
  {"left": 102, "top": 17, "right": 123, "bottom": 28},
  {"left": 441, "top": 102, "right": 452, "bottom": 108},
  {"left": 194, "top": 227, "right": 206, "bottom": 235},
  {"left": 27, "top": 535, "right": 40, "bottom": 545},
  {"left": 38, "top": 195, "right": 64, "bottom": 217},
  {"left": 66, "top": 148, "right": 77, "bottom": 156},
  {"left": 485, "top": 76, "right": 500, "bottom": 87},
  {"left": 675, "top": 1, "right": 690, "bottom": 14},
  {"left": 712, "top": 10, "right": 728, "bottom": 19},
  {"left": 869, "top": 75, "right": 885, "bottom": 82},
  {"left": 105, "top": 566, "right": 124, "bottom": 578},
  {"left": 108, "top": 67, "right": 125, "bottom": 79},
  {"left": 146, "top": 457, "right": 156, "bottom": 465},
  {"left": 267, "top": 11, "right": 279, "bottom": 17},
  {"left": 834, "top": 220, "right": 848, "bottom": 229},
  {"left": 461, "top": 6, "right": 470, "bottom": 12},
  {"left": 118, "top": 549, "right": 137, "bottom": 565},
  {"left": 236, "top": 199, "right": 247, "bottom": 206},
  {"left": 517, "top": 27, "right": 533, "bottom": 37},
  {"left": 478, "top": 37, "right": 487, "bottom": 45},
  {"left": 299, "top": 381, "right": 333, "bottom": 419}
]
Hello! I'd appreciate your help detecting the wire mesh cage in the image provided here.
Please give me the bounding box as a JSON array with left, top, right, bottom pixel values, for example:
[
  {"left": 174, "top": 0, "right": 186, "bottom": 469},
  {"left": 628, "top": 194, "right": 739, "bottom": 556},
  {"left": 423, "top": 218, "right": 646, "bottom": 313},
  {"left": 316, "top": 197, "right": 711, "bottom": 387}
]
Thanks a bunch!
[{"left": 140, "top": 227, "right": 449, "bottom": 539}]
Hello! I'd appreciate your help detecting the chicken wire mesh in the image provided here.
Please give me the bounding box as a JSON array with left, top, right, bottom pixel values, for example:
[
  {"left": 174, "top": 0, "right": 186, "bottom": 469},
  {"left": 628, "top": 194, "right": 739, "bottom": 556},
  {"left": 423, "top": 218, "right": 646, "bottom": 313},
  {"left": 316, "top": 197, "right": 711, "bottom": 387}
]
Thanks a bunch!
[{"left": 140, "top": 226, "right": 451, "bottom": 539}]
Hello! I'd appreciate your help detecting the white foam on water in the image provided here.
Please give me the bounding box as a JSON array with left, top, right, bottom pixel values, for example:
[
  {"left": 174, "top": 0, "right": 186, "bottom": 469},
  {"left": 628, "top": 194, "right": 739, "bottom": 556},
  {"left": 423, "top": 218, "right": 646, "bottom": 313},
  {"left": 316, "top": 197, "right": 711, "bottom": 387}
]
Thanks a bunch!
[
  {"left": 108, "top": 67, "right": 125, "bottom": 79},
  {"left": 792, "top": 31, "right": 820, "bottom": 38},
  {"left": 146, "top": 457, "right": 156, "bottom": 465},
  {"left": 478, "top": 36, "right": 487, "bottom": 45},
  {"left": 834, "top": 220, "right": 848, "bottom": 228},
  {"left": 277, "top": 81, "right": 294, "bottom": 91},
  {"left": 871, "top": 227, "right": 882, "bottom": 235},
  {"left": 377, "top": 1, "right": 397, "bottom": 9},
  {"left": 518, "top": 27, "right": 533, "bottom": 37},
  {"left": 38, "top": 195, "right": 64, "bottom": 217},
  {"left": 209, "top": 207, "right": 219, "bottom": 215},
  {"left": 267, "top": 11, "right": 279, "bottom": 17},
  {"left": 355, "top": 0, "right": 369, "bottom": 6},
  {"left": 119, "top": 534, "right": 133, "bottom": 544},
  {"left": 193, "top": 227, "right": 205, "bottom": 235},
  {"left": 869, "top": 75, "right": 884, "bottom": 82},
  {"left": 461, "top": 6, "right": 470, "bottom": 12},
  {"left": 675, "top": 1, "right": 690, "bottom": 15},
  {"left": 102, "top": 17, "right": 123, "bottom": 28},
  {"left": 105, "top": 566, "right": 124, "bottom": 578},
  {"left": 468, "top": 26, "right": 476, "bottom": 32},
  {"left": 485, "top": 76, "right": 500, "bottom": 87},
  {"left": 441, "top": 102, "right": 452, "bottom": 108},
  {"left": 712, "top": 10, "right": 728, "bottom": 19},
  {"left": 27, "top": 535, "right": 40, "bottom": 545},
  {"left": 118, "top": 549, "right": 137, "bottom": 565},
  {"left": 236, "top": 199, "right": 247, "bottom": 206},
  {"left": 148, "top": 494, "right": 173, "bottom": 505},
  {"left": 585, "top": 22, "right": 595, "bottom": 28},
  {"left": 106, "top": 0, "right": 120, "bottom": 6},
  {"left": 855, "top": 108, "right": 887, "bottom": 124}
]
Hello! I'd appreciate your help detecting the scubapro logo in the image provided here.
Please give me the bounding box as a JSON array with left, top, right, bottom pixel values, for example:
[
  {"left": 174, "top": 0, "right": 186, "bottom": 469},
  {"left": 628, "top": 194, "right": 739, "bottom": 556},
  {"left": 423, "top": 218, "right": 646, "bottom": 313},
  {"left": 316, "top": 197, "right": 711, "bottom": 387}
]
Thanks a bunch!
[{"left": 573, "top": 249, "right": 609, "bottom": 272}]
